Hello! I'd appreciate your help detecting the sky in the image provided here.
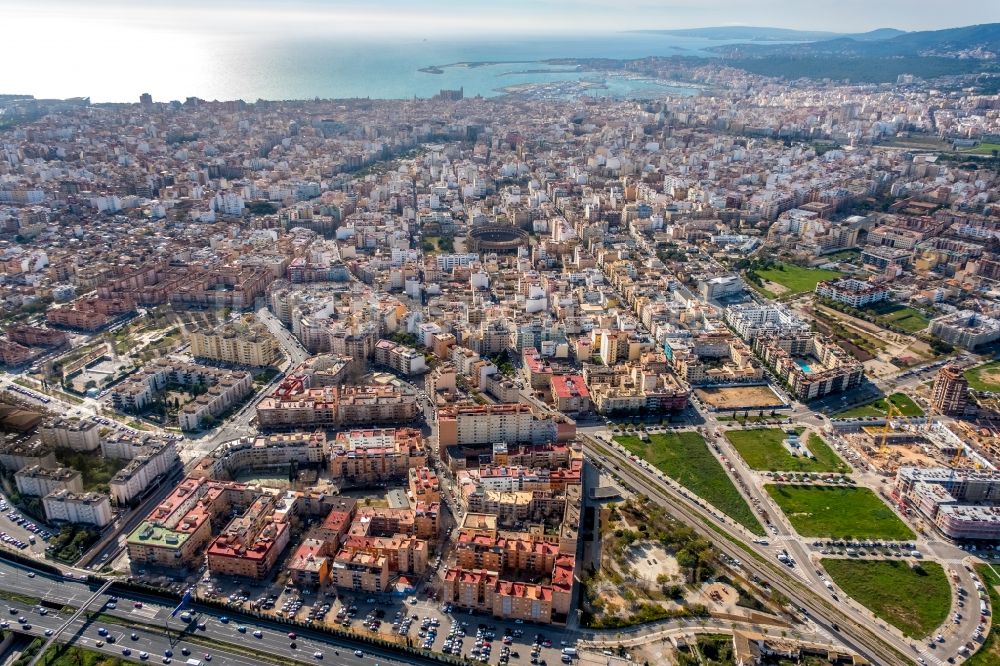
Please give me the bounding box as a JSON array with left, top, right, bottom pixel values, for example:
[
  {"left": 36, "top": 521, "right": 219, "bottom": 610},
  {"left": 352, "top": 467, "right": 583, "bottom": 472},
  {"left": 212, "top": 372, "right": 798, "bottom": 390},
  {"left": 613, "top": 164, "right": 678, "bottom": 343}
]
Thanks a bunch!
[{"left": 3, "top": 0, "right": 999, "bottom": 36}]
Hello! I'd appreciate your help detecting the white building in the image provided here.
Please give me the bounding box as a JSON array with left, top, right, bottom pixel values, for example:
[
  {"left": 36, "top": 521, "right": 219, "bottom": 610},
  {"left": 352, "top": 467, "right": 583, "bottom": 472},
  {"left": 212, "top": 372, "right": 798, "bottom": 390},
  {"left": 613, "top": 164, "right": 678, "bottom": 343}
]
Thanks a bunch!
[
  {"left": 436, "top": 253, "right": 480, "bottom": 271},
  {"left": 14, "top": 465, "right": 83, "bottom": 497},
  {"left": 43, "top": 490, "right": 113, "bottom": 527},
  {"left": 815, "top": 278, "right": 891, "bottom": 308},
  {"left": 107, "top": 439, "right": 180, "bottom": 505},
  {"left": 724, "top": 304, "right": 810, "bottom": 341}
]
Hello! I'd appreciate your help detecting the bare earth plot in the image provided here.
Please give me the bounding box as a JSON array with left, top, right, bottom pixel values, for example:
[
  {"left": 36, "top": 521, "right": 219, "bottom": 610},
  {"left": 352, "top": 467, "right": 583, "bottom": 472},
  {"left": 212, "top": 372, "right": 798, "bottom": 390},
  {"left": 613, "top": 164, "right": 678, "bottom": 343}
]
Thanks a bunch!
[{"left": 696, "top": 385, "right": 784, "bottom": 410}]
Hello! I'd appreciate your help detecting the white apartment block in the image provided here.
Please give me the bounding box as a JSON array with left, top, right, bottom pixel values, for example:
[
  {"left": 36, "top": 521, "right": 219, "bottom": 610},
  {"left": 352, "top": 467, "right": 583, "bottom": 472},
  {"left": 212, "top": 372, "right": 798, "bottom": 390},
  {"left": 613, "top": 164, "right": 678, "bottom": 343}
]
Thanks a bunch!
[
  {"left": 14, "top": 465, "right": 83, "bottom": 497},
  {"left": 815, "top": 278, "right": 890, "bottom": 308},
  {"left": 724, "top": 304, "right": 810, "bottom": 341},
  {"left": 43, "top": 490, "right": 113, "bottom": 527},
  {"left": 436, "top": 253, "right": 480, "bottom": 271},
  {"left": 38, "top": 417, "right": 102, "bottom": 452},
  {"left": 108, "top": 440, "right": 180, "bottom": 505}
]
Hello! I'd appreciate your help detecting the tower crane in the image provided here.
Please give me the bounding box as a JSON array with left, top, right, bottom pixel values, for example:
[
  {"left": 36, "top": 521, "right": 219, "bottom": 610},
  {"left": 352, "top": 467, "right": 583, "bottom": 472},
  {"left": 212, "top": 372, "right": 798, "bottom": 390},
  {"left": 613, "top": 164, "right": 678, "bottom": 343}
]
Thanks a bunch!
[{"left": 878, "top": 400, "right": 900, "bottom": 457}]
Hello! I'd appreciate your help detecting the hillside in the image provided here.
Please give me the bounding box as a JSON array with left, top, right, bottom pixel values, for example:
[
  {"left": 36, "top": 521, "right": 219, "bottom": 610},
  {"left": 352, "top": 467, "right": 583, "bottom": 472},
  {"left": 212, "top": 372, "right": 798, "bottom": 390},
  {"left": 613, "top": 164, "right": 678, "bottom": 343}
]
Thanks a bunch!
[
  {"left": 711, "top": 23, "right": 1000, "bottom": 83},
  {"left": 713, "top": 23, "right": 1000, "bottom": 57},
  {"left": 633, "top": 26, "right": 905, "bottom": 43}
]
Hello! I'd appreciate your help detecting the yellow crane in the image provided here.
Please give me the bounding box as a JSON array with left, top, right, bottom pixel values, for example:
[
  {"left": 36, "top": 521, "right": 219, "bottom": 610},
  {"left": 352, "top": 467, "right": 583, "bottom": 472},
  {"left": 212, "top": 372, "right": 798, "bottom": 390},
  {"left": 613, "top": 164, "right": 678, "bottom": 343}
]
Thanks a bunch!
[{"left": 878, "top": 400, "right": 900, "bottom": 457}]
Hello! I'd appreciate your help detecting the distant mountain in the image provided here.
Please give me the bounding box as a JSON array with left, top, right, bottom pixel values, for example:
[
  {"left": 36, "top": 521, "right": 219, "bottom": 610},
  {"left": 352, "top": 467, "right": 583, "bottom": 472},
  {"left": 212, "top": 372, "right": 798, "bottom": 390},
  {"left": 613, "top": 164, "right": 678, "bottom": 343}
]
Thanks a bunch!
[
  {"left": 632, "top": 26, "right": 844, "bottom": 42},
  {"left": 850, "top": 28, "right": 908, "bottom": 41},
  {"left": 632, "top": 26, "right": 905, "bottom": 43},
  {"left": 709, "top": 23, "right": 1000, "bottom": 83},
  {"left": 713, "top": 23, "right": 1000, "bottom": 57}
]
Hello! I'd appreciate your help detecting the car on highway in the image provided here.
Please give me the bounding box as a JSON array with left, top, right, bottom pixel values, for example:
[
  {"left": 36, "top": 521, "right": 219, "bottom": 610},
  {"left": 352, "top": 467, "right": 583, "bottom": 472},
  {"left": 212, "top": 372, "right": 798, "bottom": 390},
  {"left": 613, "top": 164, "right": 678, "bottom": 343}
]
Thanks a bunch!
[
  {"left": 354, "top": 650, "right": 364, "bottom": 658},
  {"left": 139, "top": 653, "right": 149, "bottom": 661},
  {"left": 313, "top": 653, "right": 323, "bottom": 660},
  {"left": 219, "top": 616, "right": 229, "bottom": 623},
  {"left": 122, "top": 649, "right": 132, "bottom": 657},
  {"left": 131, "top": 633, "right": 139, "bottom": 640},
  {"left": 253, "top": 630, "right": 263, "bottom": 638},
  {"left": 203, "top": 655, "right": 211, "bottom": 662},
  {"left": 237, "top": 626, "right": 247, "bottom": 633}
]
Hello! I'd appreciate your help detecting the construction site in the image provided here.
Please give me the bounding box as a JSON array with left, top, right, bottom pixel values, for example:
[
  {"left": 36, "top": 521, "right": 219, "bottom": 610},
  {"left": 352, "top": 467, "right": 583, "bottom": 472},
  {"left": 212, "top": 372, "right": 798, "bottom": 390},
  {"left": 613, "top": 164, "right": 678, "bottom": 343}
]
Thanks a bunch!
[{"left": 838, "top": 401, "right": 988, "bottom": 476}]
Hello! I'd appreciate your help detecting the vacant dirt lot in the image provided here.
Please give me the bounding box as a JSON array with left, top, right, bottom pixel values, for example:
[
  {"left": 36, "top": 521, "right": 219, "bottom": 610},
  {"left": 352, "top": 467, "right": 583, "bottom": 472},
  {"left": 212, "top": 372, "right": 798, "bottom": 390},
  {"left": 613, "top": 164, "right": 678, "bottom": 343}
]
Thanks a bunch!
[{"left": 696, "top": 385, "right": 784, "bottom": 409}]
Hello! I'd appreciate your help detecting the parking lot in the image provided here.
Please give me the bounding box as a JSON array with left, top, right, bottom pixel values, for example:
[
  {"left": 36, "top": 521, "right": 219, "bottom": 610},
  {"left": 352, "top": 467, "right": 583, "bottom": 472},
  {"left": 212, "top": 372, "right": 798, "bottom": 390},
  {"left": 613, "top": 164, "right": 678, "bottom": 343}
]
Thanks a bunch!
[
  {"left": 0, "top": 492, "right": 51, "bottom": 555},
  {"left": 197, "top": 579, "right": 568, "bottom": 666}
]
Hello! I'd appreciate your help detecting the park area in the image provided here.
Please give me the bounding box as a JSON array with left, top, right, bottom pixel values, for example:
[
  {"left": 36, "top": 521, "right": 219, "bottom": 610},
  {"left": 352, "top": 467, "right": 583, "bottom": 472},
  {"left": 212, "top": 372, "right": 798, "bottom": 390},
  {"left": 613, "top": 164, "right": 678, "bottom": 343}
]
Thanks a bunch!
[
  {"left": 833, "top": 392, "right": 924, "bottom": 418},
  {"left": 865, "top": 303, "right": 930, "bottom": 334},
  {"left": 615, "top": 432, "right": 763, "bottom": 534},
  {"left": 750, "top": 262, "right": 841, "bottom": 297},
  {"left": 821, "top": 559, "right": 950, "bottom": 638},
  {"left": 765, "top": 484, "right": 915, "bottom": 540},
  {"left": 579, "top": 497, "right": 726, "bottom": 629},
  {"left": 966, "top": 361, "right": 1000, "bottom": 392},
  {"left": 724, "top": 428, "right": 849, "bottom": 473},
  {"left": 695, "top": 384, "right": 785, "bottom": 410}
]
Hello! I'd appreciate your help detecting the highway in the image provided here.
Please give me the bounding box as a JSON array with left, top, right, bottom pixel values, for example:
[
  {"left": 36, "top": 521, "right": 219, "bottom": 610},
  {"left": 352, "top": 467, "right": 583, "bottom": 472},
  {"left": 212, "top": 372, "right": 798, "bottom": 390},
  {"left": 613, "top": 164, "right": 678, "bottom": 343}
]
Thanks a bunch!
[
  {"left": 581, "top": 435, "right": 920, "bottom": 665},
  {"left": 0, "top": 558, "right": 448, "bottom": 666}
]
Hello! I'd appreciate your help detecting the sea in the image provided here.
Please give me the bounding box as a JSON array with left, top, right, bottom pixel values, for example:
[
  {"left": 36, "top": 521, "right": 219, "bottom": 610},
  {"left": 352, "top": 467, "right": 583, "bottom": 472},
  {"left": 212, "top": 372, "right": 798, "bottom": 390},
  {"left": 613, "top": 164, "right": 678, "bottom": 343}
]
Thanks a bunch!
[{"left": 5, "top": 32, "right": 739, "bottom": 103}]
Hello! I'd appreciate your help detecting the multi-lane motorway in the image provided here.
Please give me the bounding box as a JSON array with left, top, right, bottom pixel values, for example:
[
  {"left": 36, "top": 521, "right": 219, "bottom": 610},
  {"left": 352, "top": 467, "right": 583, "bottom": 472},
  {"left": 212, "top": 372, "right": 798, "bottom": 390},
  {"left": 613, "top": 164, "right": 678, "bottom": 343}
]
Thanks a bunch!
[{"left": 0, "top": 558, "right": 441, "bottom": 666}]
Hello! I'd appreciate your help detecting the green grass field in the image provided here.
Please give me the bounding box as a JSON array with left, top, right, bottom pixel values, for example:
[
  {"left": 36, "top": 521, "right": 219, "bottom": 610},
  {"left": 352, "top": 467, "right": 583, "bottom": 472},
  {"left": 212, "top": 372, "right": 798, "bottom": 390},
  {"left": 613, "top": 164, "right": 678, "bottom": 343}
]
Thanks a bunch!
[
  {"left": 968, "top": 564, "right": 1000, "bottom": 665},
  {"left": 615, "top": 433, "right": 763, "bottom": 535},
  {"left": 868, "top": 304, "right": 931, "bottom": 333},
  {"left": 822, "top": 559, "right": 950, "bottom": 638},
  {"left": 752, "top": 263, "right": 842, "bottom": 295},
  {"left": 725, "top": 429, "right": 848, "bottom": 473},
  {"left": 765, "top": 485, "right": 914, "bottom": 540},
  {"left": 965, "top": 361, "right": 1000, "bottom": 392},
  {"left": 961, "top": 142, "right": 1000, "bottom": 156},
  {"left": 833, "top": 392, "right": 924, "bottom": 418}
]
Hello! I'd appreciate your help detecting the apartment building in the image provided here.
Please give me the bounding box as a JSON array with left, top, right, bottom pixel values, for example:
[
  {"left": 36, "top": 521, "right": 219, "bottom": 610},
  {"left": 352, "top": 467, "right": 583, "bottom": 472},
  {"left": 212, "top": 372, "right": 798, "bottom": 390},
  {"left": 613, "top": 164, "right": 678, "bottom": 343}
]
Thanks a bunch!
[
  {"left": 815, "top": 278, "right": 891, "bottom": 308},
  {"left": 752, "top": 332, "right": 864, "bottom": 401},
  {"left": 0, "top": 438, "right": 57, "bottom": 472},
  {"left": 111, "top": 358, "right": 253, "bottom": 430},
  {"left": 373, "top": 339, "right": 427, "bottom": 376},
  {"left": 127, "top": 477, "right": 263, "bottom": 568},
  {"left": 287, "top": 538, "right": 333, "bottom": 588},
  {"left": 189, "top": 319, "right": 280, "bottom": 367},
  {"left": 207, "top": 493, "right": 291, "bottom": 580},
  {"left": 42, "top": 490, "right": 113, "bottom": 527},
  {"left": 441, "top": 510, "right": 577, "bottom": 624},
  {"left": 256, "top": 381, "right": 419, "bottom": 430},
  {"left": 14, "top": 465, "right": 83, "bottom": 497},
  {"left": 39, "top": 417, "right": 102, "bottom": 452},
  {"left": 437, "top": 403, "right": 540, "bottom": 447},
  {"left": 107, "top": 437, "right": 180, "bottom": 505},
  {"left": 5, "top": 324, "right": 69, "bottom": 349},
  {"left": 46, "top": 296, "right": 135, "bottom": 331},
  {"left": 408, "top": 466, "right": 440, "bottom": 504},
  {"left": 329, "top": 428, "right": 427, "bottom": 485},
  {"left": 724, "top": 304, "right": 810, "bottom": 342},
  {"left": 192, "top": 432, "right": 327, "bottom": 480},
  {"left": 930, "top": 364, "right": 969, "bottom": 416},
  {"left": 930, "top": 311, "right": 1000, "bottom": 350},
  {"left": 0, "top": 340, "right": 42, "bottom": 367},
  {"left": 668, "top": 336, "right": 763, "bottom": 386}
]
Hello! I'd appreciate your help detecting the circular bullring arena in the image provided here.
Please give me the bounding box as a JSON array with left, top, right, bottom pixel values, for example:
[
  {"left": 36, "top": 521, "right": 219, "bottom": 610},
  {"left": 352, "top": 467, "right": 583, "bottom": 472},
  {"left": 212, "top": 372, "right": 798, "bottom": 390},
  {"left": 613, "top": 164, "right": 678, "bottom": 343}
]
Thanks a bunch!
[{"left": 467, "top": 223, "right": 530, "bottom": 253}]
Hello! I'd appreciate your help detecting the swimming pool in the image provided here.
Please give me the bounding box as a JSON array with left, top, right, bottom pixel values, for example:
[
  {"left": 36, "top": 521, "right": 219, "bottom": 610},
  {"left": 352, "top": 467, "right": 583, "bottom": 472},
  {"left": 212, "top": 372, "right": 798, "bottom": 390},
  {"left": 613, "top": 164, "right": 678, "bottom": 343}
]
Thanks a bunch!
[{"left": 795, "top": 359, "right": 812, "bottom": 373}]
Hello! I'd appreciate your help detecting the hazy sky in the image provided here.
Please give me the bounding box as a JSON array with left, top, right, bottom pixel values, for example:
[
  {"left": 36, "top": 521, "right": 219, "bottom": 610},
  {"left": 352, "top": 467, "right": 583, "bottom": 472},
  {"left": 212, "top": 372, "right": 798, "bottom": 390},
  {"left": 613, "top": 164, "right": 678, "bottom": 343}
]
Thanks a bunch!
[{"left": 4, "top": 0, "right": 999, "bottom": 35}]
